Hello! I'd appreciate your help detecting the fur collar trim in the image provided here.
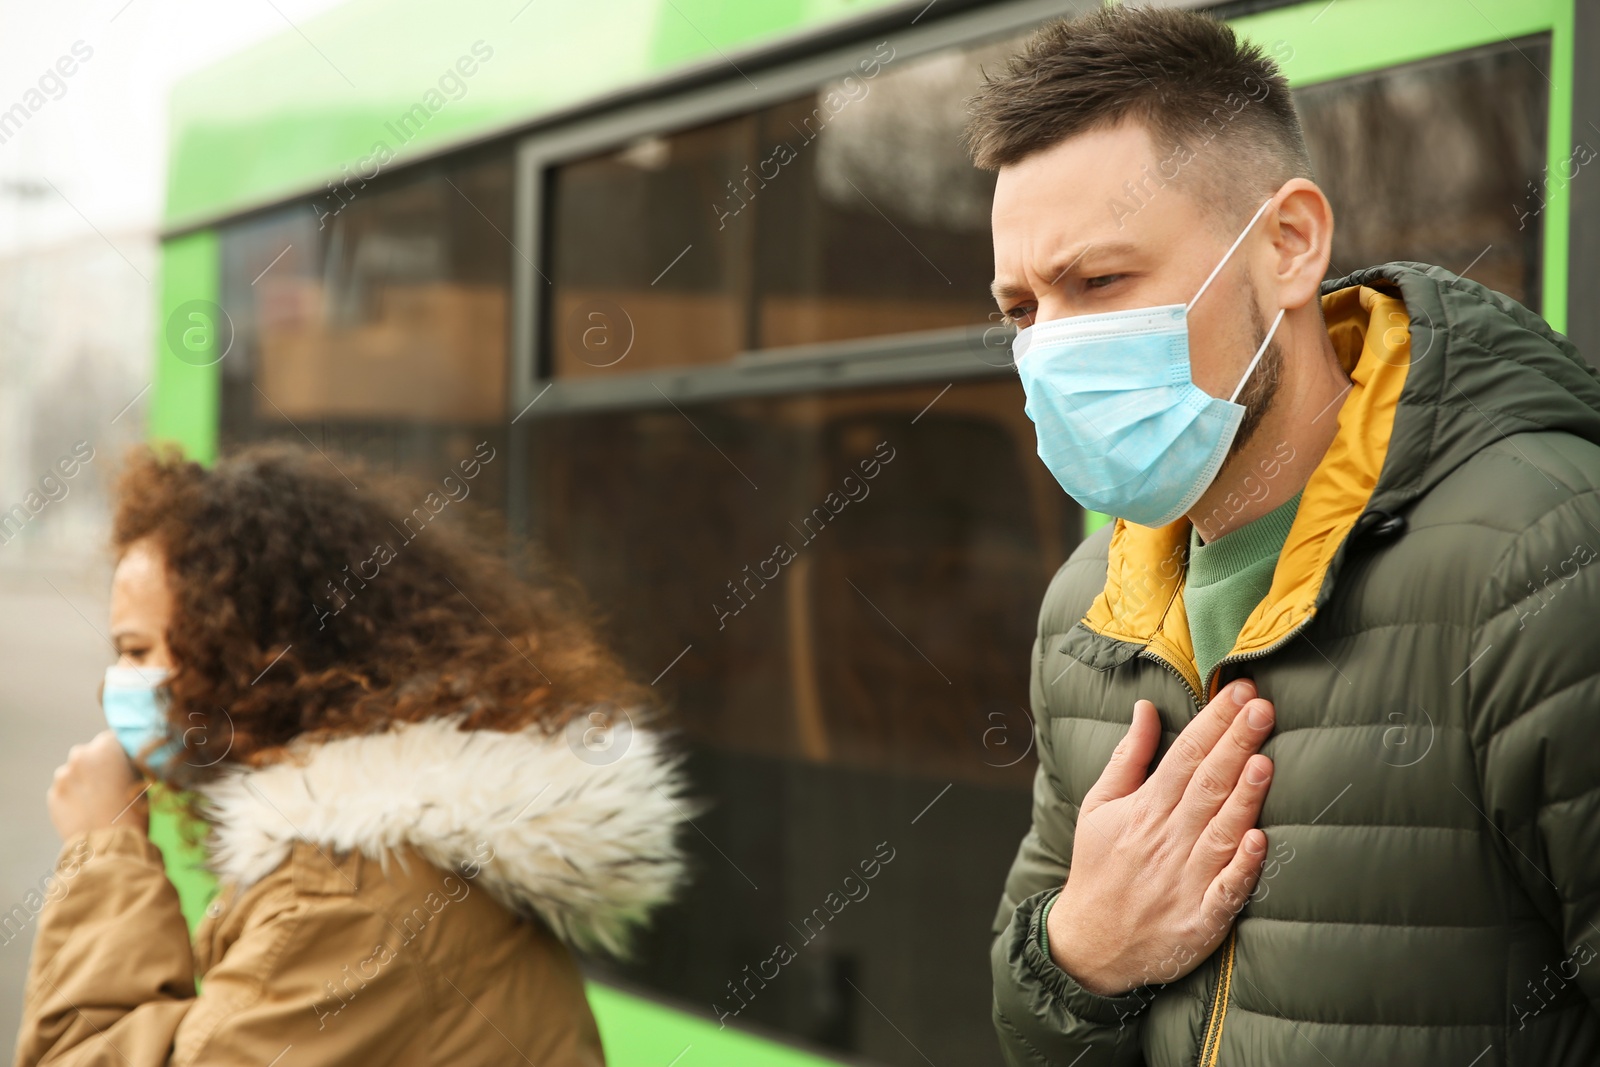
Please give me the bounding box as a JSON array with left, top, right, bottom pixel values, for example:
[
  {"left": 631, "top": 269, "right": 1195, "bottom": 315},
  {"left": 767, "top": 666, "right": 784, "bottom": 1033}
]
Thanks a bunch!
[{"left": 196, "top": 713, "right": 695, "bottom": 957}]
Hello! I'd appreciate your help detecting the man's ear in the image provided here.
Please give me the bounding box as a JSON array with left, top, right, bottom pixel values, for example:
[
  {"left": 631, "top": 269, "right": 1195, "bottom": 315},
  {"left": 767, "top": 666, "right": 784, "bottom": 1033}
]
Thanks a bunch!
[{"left": 1269, "top": 179, "right": 1334, "bottom": 310}]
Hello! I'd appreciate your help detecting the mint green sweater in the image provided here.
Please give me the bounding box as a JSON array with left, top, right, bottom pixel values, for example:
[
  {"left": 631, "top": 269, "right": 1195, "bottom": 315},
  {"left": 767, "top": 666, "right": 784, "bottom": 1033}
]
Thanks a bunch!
[{"left": 1185, "top": 488, "right": 1304, "bottom": 689}]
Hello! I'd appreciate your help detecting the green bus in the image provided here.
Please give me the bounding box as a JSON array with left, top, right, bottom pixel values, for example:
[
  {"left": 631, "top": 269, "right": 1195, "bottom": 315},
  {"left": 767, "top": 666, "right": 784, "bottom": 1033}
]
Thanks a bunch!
[{"left": 149, "top": 0, "right": 1596, "bottom": 1062}]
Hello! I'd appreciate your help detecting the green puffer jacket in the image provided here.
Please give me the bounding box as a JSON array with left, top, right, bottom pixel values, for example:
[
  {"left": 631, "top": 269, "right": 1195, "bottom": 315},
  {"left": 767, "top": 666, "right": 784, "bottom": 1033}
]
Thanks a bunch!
[{"left": 992, "top": 262, "right": 1600, "bottom": 1067}]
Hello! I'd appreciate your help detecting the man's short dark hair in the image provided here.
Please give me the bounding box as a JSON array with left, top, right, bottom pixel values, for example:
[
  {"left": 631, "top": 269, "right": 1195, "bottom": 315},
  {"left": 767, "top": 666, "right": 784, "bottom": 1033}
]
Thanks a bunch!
[{"left": 965, "top": 6, "right": 1314, "bottom": 221}]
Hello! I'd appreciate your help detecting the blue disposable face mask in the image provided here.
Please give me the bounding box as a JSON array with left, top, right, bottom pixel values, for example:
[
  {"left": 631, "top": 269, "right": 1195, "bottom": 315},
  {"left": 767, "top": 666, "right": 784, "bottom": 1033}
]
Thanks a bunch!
[
  {"left": 1013, "top": 196, "right": 1287, "bottom": 528},
  {"left": 102, "top": 665, "right": 183, "bottom": 775}
]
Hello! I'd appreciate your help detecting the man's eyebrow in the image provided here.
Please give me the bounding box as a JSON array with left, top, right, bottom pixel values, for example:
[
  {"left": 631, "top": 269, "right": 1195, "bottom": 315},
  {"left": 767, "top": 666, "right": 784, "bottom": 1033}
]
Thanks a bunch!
[
  {"left": 991, "top": 279, "right": 1032, "bottom": 305},
  {"left": 990, "top": 240, "right": 1142, "bottom": 306}
]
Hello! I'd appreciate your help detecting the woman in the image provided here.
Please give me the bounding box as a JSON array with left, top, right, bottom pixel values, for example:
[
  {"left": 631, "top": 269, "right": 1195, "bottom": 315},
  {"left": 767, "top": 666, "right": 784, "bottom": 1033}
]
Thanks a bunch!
[{"left": 17, "top": 441, "right": 697, "bottom": 1066}]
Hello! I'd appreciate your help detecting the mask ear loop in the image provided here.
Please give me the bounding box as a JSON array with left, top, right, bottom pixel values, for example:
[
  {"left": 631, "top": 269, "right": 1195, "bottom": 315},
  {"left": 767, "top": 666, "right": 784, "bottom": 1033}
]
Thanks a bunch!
[
  {"left": 1229, "top": 306, "right": 1286, "bottom": 403},
  {"left": 1182, "top": 194, "right": 1285, "bottom": 404},
  {"left": 1187, "top": 195, "right": 1276, "bottom": 313}
]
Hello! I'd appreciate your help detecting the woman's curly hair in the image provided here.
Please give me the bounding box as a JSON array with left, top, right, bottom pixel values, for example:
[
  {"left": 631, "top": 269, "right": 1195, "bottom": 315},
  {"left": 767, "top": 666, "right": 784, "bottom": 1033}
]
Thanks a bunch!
[{"left": 110, "top": 438, "right": 654, "bottom": 788}]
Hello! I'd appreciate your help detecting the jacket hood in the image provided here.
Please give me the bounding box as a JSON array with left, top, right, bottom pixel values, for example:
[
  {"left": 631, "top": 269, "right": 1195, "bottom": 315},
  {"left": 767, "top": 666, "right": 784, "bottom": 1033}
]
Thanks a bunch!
[
  {"left": 195, "top": 713, "right": 697, "bottom": 958},
  {"left": 1344, "top": 261, "right": 1600, "bottom": 512},
  {"left": 1068, "top": 261, "right": 1600, "bottom": 699}
]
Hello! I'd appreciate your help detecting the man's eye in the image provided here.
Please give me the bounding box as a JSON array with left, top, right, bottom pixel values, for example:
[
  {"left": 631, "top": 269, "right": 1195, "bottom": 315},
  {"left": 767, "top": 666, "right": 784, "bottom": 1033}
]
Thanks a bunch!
[
  {"left": 1085, "top": 274, "right": 1124, "bottom": 290},
  {"left": 1003, "top": 306, "right": 1035, "bottom": 327}
]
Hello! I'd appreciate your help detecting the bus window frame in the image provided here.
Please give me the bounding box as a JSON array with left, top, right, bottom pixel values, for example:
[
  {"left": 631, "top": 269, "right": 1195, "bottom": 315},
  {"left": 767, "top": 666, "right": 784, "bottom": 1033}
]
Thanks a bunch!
[{"left": 508, "top": 0, "right": 1084, "bottom": 423}]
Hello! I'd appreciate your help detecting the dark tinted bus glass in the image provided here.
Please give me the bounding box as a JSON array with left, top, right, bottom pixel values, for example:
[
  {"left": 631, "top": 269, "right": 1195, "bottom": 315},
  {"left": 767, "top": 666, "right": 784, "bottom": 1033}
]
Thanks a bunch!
[
  {"left": 216, "top": 152, "right": 514, "bottom": 512},
  {"left": 1297, "top": 35, "right": 1550, "bottom": 305},
  {"left": 545, "top": 36, "right": 1018, "bottom": 379},
  {"left": 527, "top": 377, "right": 1078, "bottom": 1062}
]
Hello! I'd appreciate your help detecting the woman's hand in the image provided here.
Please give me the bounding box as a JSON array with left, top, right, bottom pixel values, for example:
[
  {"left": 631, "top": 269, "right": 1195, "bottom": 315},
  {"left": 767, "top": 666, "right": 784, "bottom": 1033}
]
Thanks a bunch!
[{"left": 48, "top": 730, "right": 148, "bottom": 841}]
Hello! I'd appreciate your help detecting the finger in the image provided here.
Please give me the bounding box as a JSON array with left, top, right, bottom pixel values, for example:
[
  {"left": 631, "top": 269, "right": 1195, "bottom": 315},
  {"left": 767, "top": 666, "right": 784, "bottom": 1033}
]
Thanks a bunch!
[
  {"left": 1082, "top": 699, "right": 1163, "bottom": 813},
  {"left": 96, "top": 736, "right": 137, "bottom": 771},
  {"left": 1199, "top": 828, "right": 1268, "bottom": 935},
  {"left": 1187, "top": 753, "right": 1273, "bottom": 870},
  {"left": 1171, "top": 697, "right": 1276, "bottom": 837},
  {"left": 1144, "top": 679, "right": 1256, "bottom": 809}
]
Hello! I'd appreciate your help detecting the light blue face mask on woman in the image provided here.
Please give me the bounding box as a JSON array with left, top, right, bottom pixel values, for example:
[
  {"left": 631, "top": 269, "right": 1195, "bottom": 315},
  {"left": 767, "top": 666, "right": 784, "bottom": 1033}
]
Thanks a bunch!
[
  {"left": 1013, "top": 196, "right": 1287, "bottom": 528},
  {"left": 103, "top": 665, "right": 183, "bottom": 775}
]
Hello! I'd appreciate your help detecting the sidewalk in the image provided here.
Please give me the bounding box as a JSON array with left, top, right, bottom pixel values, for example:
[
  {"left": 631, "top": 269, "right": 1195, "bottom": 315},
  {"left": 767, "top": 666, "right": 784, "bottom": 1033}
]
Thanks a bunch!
[{"left": 0, "top": 555, "right": 117, "bottom": 1053}]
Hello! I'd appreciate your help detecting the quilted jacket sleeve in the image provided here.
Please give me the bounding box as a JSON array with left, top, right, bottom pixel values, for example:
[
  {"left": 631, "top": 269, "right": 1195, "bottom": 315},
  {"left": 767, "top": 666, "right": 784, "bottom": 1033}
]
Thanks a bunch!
[
  {"left": 1468, "top": 473, "right": 1600, "bottom": 1016},
  {"left": 990, "top": 630, "right": 1154, "bottom": 1067}
]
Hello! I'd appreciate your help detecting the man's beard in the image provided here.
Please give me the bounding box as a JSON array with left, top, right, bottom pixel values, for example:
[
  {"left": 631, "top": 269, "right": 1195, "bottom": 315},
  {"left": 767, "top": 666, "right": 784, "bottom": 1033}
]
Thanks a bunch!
[{"left": 1220, "top": 287, "right": 1284, "bottom": 471}]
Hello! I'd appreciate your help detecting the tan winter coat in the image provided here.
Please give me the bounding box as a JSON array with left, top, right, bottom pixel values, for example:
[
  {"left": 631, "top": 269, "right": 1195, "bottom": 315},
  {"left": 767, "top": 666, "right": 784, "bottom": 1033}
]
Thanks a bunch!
[{"left": 14, "top": 714, "right": 693, "bottom": 1066}]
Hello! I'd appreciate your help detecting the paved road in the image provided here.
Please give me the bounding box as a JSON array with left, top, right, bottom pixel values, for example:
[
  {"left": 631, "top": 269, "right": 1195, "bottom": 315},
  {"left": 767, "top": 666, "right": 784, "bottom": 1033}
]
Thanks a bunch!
[{"left": 0, "top": 558, "right": 118, "bottom": 1056}]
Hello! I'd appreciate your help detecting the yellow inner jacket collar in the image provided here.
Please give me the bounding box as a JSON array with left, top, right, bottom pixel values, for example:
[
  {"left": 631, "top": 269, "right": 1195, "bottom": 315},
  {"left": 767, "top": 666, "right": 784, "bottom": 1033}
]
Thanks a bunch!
[{"left": 1078, "top": 283, "right": 1412, "bottom": 699}]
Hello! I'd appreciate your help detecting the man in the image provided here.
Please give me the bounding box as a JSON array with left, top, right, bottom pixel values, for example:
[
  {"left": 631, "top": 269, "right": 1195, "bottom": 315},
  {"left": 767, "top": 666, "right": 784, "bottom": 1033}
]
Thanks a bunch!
[{"left": 969, "top": 7, "right": 1600, "bottom": 1066}]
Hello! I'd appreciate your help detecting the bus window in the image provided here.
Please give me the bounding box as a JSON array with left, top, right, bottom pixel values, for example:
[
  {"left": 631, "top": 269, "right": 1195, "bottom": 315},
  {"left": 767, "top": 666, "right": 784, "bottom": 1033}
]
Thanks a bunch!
[
  {"left": 526, "top": 376, "right": 1077, "bottom": 1058},
  {"left": 1296, "top": 35, "right": 1550, "bottom": 306},
  {"left": 216, "top": 152, "right": 513, "bottom": 509},
  {"left": 544, "top": 34, "right": 1026, "bottom": 379},
  {"left": 548, "top": 118, "right": 756, "bottom": 377}
]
